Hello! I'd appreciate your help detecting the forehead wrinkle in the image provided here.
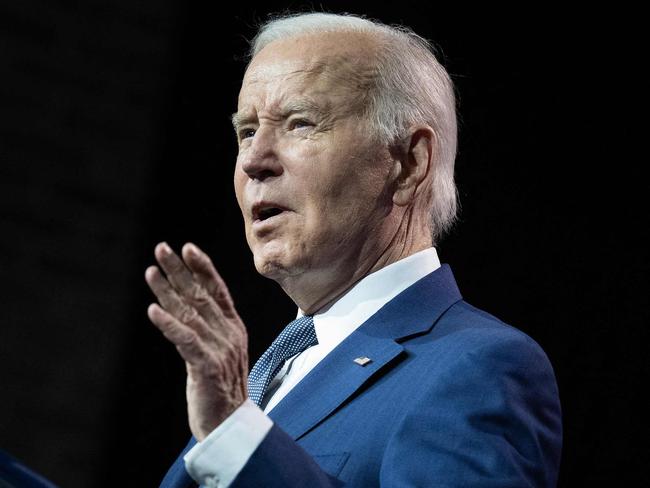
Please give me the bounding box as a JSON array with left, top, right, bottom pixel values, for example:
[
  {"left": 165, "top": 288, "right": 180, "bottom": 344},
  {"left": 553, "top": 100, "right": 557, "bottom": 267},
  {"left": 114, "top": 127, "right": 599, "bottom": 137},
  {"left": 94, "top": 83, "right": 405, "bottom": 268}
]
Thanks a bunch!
[
  {"left": 302, "top": 56, "right": 377, "bottom": 118},
  {"left": 277, "top": 97, "right": 332, "bottom": 119},
  {"left": 234, "top": 68, "right": 310, "bottom": 126},
  {"left": 297, "top": 55, "right": 376, "bottom": 95},
  {"left": 242, "top": 63, "right": 319, "bottom": 93},
  {"left": 234, "top": 44, "right": 378, "bottom": 131}
]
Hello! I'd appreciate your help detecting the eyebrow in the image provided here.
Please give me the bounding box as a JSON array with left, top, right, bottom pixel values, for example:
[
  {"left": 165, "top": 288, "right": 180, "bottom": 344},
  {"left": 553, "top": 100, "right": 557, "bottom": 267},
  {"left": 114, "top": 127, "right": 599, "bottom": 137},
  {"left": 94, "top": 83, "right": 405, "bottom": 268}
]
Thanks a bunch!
[{"left": 231, "top": 98, "right": 330, "bottom": 132}]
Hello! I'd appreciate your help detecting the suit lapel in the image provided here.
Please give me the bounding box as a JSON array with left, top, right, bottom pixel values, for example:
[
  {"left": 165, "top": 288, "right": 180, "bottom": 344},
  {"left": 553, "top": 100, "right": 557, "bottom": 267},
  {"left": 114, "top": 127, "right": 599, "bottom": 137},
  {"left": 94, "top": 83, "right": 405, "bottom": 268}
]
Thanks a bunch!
[
  {"left": 267, "top": 330, "right": 404, "bottom": 440},
  {"left": 268, "top": 264, "right": 462, "bottom": 440}
]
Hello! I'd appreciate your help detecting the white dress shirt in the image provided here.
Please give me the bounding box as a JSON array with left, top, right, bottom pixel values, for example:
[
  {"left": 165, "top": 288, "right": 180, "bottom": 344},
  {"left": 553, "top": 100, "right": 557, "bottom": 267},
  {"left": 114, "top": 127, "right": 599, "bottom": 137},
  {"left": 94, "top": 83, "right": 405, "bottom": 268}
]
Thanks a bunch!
[{"left": 183, "top": 248, "right": 441, "bottom": 487}]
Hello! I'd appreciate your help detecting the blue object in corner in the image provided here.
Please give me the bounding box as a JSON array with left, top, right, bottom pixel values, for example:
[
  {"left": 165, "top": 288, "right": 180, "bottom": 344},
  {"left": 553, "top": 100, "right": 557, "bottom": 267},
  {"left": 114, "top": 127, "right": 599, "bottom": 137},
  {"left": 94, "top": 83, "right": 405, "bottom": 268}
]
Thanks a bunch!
[{"left": 0, "top": 449, "right": 58, "bottom": 488}]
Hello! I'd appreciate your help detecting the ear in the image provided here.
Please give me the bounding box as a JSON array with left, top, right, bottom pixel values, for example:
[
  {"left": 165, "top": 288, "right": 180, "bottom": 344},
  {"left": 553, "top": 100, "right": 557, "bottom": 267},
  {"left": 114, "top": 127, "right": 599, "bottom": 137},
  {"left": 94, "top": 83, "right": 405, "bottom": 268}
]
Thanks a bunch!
[{"left": 392, "top": 126, "right": 435, "bottom": 207}]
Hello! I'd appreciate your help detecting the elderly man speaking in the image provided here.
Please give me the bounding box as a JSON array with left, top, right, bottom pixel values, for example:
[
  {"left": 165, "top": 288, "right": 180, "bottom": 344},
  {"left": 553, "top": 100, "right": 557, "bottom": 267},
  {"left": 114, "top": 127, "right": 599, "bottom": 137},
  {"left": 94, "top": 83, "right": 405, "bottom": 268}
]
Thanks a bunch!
[{"left": 145, "top": 12, "right": 562, "bottom": 488}]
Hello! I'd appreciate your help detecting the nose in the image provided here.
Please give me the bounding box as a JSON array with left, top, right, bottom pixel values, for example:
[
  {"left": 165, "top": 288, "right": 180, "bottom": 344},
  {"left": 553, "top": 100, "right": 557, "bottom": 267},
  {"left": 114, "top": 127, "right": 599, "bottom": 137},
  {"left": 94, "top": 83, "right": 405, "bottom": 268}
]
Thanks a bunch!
[{"left": 239, "top": 125, "right": 283, "bottom": 181}]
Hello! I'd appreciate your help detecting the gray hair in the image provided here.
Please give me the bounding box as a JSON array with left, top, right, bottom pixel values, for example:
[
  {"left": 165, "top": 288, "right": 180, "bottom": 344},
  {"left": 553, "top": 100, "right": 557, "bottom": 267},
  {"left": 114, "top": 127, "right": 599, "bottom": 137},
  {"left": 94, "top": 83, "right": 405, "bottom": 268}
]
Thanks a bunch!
[{"left": 249, "top": 13, "right": 458, "bottom": 243}]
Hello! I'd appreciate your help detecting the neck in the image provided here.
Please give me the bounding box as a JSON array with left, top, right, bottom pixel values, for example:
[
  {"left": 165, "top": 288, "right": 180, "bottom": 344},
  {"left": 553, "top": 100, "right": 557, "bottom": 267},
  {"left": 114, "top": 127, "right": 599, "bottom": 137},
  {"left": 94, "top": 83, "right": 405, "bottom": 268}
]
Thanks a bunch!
[{"left": 279, "top": 209, "right": 432, "bottom": 315}]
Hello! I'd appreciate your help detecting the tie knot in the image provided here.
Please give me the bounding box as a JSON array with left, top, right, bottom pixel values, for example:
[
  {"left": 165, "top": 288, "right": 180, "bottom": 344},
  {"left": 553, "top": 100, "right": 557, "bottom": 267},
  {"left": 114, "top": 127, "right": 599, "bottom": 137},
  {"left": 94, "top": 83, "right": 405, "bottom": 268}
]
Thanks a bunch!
[
  {"left": 247, "top": 315, "right": 318, "bottom": 406},
  {"left": 272, "top": 315, "right": 317, "bottom": 355}
]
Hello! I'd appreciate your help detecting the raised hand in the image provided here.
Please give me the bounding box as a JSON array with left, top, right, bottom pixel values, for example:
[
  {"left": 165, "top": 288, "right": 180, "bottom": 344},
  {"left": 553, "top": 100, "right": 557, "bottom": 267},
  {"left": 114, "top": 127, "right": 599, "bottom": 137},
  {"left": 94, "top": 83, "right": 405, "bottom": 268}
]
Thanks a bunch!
[{"left": 145, "top": 242, "right": 249, "bottom": 441}]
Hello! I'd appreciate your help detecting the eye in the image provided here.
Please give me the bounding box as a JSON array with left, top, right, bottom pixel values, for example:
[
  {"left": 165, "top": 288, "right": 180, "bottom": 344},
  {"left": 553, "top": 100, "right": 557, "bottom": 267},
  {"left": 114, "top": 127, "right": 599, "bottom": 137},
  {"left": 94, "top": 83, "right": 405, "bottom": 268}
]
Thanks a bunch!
[
  {"left": 239, "top": 128, "right": 256, "bottom": 140},
  {"left": 289, "top": 119, "right": 313, "bottom": 130}
]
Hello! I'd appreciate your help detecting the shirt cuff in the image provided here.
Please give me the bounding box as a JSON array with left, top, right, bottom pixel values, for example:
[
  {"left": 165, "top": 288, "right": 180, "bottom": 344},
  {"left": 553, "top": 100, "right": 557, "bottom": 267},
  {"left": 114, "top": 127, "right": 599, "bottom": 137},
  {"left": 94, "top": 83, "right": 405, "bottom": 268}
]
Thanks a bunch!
[{"left": 183, "top": 399, "right": 273, "bottom": 488}]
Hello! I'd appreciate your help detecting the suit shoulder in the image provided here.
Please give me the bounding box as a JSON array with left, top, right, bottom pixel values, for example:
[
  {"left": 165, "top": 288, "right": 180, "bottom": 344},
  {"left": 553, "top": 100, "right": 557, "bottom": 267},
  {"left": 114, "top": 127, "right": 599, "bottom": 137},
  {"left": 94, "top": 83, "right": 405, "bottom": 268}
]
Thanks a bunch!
[
  {"left": 425, "top": 299, "right": 553, "bottom": 369},
  {"left": 436, "top": 299, "right": 537, "bottom": 342},
  {"left": 407, "top": 299, "right": 560, "bottom": 408}
]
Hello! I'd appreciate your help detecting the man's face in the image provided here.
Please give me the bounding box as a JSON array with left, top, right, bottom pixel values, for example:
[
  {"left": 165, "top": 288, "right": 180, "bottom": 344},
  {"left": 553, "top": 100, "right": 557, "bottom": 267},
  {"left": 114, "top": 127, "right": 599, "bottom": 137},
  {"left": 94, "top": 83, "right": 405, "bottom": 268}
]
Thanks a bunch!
[{"left": 233, "top": 33, "right": 395, "bottom": 283}]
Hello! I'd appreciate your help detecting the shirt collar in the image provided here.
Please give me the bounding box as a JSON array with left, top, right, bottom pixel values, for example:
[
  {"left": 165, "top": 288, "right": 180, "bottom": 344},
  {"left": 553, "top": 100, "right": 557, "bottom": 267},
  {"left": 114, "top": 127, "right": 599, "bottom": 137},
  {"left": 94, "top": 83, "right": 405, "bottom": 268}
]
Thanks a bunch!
[{"left": 298, "top": 248, "right": 441, "bottom": 350}]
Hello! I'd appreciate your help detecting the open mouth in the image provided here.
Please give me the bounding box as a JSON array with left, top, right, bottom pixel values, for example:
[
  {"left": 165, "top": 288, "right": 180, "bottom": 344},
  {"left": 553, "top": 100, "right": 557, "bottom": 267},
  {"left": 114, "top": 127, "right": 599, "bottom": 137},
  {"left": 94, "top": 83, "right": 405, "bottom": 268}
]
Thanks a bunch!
[
  {"left": 257, "top": 207, "right": 283, "bottom": 221},
  {"left": 252, "top": 203, "right": 288, "bottom": 223}
]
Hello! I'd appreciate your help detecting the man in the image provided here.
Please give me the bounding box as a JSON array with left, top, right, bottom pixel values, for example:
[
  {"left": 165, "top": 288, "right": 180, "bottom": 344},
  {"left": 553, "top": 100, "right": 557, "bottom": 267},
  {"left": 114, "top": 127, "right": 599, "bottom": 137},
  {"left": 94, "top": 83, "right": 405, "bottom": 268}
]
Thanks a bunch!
[{"left": 145, "top": 12, "right": 562, "bottom": 487}]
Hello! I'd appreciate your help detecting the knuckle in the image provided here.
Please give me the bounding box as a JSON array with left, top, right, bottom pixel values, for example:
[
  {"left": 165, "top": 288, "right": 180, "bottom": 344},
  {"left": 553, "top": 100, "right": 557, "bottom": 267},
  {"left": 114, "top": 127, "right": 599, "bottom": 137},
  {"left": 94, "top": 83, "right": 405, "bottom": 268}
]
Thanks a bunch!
[
  {"left": 176, "top": 331, "right": 202, "bottom": 357},
  {"left": 188, "top": 285, "right": 209, "bottom": 305},
  {"left": 179, "top": 306, "right": 199, "bottom": 324},
  {"left": 179, "top": 332, "right": 197, "bottom": 346},
  {"left": 215, "top": 287, "right": 231, "bottom": 302},
  {"left": 156, "top": 311, "right": 176, "bottom": 330},
  {"left": 168, "top": 256, "right": 184, "bottom": 273}
]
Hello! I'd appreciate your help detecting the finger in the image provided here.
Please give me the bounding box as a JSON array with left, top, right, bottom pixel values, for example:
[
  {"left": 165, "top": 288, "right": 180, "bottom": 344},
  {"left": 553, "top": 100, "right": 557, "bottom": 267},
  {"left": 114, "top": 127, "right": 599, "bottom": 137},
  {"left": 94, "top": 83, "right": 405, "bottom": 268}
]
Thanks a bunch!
[
  {"left": 155, "top": 242, "right": 225, "bottom": 323},
  {"left": 145, "top": 266, "right": 211, "bottom": 337},
  {"left": 147, "top": 303, "right": 205, "bottom": 365},
  {"left": 145, "top": 265, "right": 186, "bottom": 313},
  {"left": 182, "top": 243, "right": 237, "bottom": 316},
  {"left": 183, "top": 244, "right": 248, "bottom": 348},
  {"left": 155, "top": 242, "right": 201, "bottom": 298}
]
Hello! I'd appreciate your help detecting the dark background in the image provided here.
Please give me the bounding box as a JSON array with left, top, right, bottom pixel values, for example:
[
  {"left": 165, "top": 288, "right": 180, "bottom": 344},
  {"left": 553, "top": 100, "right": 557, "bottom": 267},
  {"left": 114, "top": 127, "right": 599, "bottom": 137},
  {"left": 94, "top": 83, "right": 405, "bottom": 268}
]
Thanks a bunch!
[{"left": 0, "top": 1, "right": 645, "bottom": 486}]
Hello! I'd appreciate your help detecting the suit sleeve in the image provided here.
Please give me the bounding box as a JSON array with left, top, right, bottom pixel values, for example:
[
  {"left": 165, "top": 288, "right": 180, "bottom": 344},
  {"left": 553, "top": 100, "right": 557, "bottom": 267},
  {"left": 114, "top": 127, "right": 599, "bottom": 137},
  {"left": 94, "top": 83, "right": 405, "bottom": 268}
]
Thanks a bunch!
[
  {"left": 231, "top": 424, "right": 343, "bottom": 487},
  {"left": 380, "top": 330, "right": 562, "bottom": 487}
]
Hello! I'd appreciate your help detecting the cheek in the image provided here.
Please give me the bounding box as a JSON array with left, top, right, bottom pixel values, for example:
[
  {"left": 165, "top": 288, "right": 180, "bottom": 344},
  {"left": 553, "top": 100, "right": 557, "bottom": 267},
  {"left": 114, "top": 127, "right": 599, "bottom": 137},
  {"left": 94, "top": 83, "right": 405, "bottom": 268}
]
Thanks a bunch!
[
  {"left": 233, "top": 167, "right": 247, "bottom": 211},
  {"left": 300, "top": 190, "right": 360, "bottom": 247},
  {"left": 306, "top": 175, "right": 390, "bottom": 246}
]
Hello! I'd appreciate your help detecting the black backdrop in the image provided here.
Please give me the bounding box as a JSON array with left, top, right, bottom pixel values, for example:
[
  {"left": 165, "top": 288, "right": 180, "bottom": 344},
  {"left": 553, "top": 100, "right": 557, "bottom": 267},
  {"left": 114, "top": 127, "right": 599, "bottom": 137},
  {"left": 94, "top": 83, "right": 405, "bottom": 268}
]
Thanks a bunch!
[{"left": 0, "top": 1, "right": 645, "bottom": 486}]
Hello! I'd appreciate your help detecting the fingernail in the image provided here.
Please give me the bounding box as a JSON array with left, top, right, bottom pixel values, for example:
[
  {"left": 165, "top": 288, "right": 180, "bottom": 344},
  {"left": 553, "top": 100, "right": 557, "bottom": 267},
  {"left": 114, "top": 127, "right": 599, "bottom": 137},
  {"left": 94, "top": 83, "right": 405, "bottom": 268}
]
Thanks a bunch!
[
  {"left": 158, "top": 241, "right": 171, "bottom": 255},
  {"left": 145, "top": 266, "right": 157, "bottom": 280}
]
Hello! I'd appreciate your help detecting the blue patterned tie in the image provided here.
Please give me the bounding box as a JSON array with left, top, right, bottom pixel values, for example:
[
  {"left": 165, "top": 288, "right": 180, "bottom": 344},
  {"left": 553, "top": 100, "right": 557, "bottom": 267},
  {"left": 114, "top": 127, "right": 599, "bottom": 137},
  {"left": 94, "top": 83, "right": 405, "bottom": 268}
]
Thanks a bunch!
[{"left": 248, "top": 315, "right": 318, "bottom": 406}]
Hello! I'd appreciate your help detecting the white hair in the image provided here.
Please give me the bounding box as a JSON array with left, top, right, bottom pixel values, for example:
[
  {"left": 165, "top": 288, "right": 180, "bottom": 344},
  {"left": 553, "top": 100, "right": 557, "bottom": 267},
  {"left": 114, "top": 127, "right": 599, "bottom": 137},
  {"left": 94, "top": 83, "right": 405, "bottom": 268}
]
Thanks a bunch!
[{"left": 249, "top": 12, "right": 458, "bottom": 243}]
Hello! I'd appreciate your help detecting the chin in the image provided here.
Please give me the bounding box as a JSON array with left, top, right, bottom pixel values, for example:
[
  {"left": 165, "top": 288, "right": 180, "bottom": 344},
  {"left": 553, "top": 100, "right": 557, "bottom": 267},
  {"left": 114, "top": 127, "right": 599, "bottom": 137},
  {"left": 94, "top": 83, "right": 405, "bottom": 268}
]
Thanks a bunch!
[
  {"left": 253, "top": 248, "right": 292, "bottom": 279},
  {"left": 252, "top": 245, "right": 308, "bottom": 282},
  {"left": 254, "top": 257, "right": 285, "bottom": 279}
]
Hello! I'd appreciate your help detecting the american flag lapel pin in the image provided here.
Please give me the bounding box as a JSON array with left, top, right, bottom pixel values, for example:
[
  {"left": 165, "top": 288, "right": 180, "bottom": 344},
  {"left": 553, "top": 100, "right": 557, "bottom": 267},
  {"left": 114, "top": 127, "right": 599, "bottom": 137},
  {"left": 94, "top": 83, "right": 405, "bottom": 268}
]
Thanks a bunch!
[{"left": 353, "top": 356, "right": 372, "bottom": 366}]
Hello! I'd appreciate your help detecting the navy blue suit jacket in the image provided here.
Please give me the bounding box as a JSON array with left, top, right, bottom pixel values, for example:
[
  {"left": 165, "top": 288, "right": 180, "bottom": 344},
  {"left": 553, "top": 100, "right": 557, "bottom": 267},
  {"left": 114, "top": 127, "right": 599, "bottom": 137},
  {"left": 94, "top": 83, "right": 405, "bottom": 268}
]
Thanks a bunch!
[{"left": 161, "top": 265, "right": 562, "bottom": 487}]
